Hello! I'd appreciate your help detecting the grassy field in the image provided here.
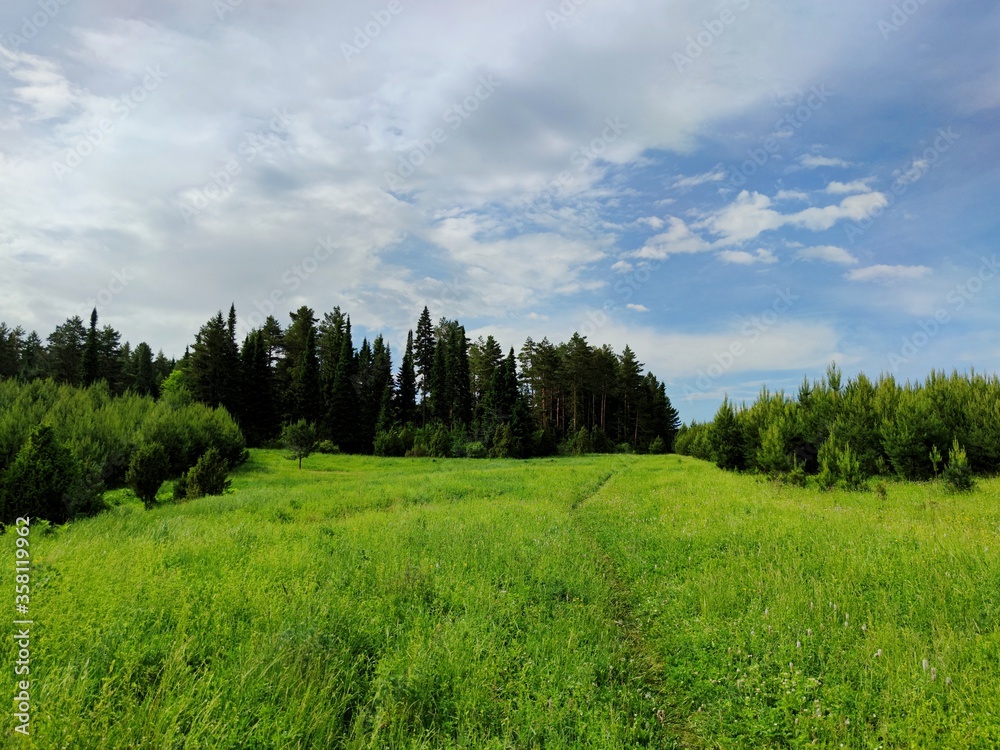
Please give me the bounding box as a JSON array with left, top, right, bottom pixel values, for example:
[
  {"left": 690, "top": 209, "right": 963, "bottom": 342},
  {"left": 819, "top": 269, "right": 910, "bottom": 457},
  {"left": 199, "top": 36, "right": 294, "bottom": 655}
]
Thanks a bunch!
[{"left": 2, "top": 451, "right": 999, "bottom": 748}]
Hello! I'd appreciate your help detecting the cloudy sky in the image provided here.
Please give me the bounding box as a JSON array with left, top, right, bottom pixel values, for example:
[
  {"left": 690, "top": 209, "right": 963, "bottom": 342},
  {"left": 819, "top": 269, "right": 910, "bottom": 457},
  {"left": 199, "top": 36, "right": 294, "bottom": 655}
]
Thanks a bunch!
[{"left": 1, "top": 0, "right": 998, "bottom": 421}]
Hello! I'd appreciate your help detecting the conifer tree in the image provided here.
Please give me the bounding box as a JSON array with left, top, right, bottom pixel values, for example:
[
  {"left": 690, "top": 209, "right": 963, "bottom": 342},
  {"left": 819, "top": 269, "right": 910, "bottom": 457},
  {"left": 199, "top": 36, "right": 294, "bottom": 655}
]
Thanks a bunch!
[
  {"left": 415, "top": 306, "right": 435, "bottom": 423},
  {"left": 396, "top": 330, "right": 417, "bottom": 425}
]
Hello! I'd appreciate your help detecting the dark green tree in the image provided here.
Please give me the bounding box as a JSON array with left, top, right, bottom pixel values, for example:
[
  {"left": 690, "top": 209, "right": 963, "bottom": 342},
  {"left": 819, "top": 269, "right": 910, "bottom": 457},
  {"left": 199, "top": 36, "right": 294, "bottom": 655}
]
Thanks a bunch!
[
  {"left": 709, "top": 397, "right": 745, "bottom": 470},
  {"left": 46, "top": 316, "right": 87, "bottom": 385},
  {"left": 281, "top": 419, "right": 318, "bottom": 469},
  {"left": 0, "top": 425, "right": 78, "bottom": 524},
  {"left": 396, "top": 330, "right": 417, "bottom": 425},
  {"left": 126, "top": 442, "right": 170, "bottom": 509},
  {"left": 415, "top": 306, "right": 435, "bottom": 424}
]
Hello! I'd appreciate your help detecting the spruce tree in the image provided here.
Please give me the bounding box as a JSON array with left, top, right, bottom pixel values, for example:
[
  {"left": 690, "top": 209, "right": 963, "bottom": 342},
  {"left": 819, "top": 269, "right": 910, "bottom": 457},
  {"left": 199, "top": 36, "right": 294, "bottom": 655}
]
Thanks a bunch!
[
  {"left": 396, "top": 330, "right": 417, "bottom": 425},
  {"left": 415, "top": 306, "right": 435, "bottom": 424},
  {"left": 327, "top": 318, "right": 357, "bottom": 451},
  {"left": 82, "top": 308, "right": 100, "bottom": 386}
]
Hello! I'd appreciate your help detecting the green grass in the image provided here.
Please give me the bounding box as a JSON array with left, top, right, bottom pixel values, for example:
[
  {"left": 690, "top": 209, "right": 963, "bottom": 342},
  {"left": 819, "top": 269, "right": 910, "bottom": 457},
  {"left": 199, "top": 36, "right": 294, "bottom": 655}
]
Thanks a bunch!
[{"left": 2, "top": 452, "right": 998, "bottom": 748}]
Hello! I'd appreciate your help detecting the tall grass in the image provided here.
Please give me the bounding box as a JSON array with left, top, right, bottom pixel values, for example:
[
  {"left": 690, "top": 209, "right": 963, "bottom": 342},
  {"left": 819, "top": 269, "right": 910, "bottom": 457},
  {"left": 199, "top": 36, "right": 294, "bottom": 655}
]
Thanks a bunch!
[{"left": 2, "top": 451, "right": 997, "bottom": 747}]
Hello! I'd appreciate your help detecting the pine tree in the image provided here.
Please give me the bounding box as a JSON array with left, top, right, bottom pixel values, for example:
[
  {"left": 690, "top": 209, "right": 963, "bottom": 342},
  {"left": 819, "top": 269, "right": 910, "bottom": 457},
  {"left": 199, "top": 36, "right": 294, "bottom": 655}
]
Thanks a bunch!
[
  {"left": 0, "top": 323, "right": 23, "bottom": 378},
  {"left": 327, "top": 318, "right": 357, "bottom": 451},
  {"left": 82, "top": 308, "right": 100, "bottom": 386},
  {"left": 46, "top": 316, "right": 87, "bottom": 385},
  {"left": 187, "top": 311, "right": 240, "bottom": 414},
  {"left": 396, "top": 330, "right": 417, "bottom": 425},
  {"left": 239, "top": 329, "right": 278, "bottom": 445},
  {"left": 0, "top": 425, "right": 79, "bottom": 524},
  {"left": 710, "top": 397, "right": 745, "bottom": 470},
  {"left": 618, "top": 345, "right": 644, "bottom": 446},
  {"left": 130, "top": 342, "right": 158, "bottom": 397},
  {"left": 415, "top": 306, "right": 435, "bottom": 424}
]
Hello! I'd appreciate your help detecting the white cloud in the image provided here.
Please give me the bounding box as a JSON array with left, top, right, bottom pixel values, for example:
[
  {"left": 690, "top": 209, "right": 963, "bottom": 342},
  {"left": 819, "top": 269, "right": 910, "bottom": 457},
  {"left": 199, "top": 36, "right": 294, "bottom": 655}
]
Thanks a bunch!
[
  {"left": 775, "top": 189, "right": 809, "bottom": 201},
  {"left": 799, "top": 154, "right": 851, "bottom": 169},
  {"left": 846, "top": 264, "right": 932, "bottom": 283},
  {"left": 826, "top": 179, "right": 874, "bottom": 194},
  {"left": 584, "top": 321, "right": 842, "bottom": 379},
  {"left": 795, "top": 245, "right": 858, "bottom": 265},
  {"left": 695, "top": 190, "right": 888, "bottom": 246},
  {"left": 636, "top": 216, "right": 664, "bottom": 230},
  {"left": 611, "top": 259, "right": 634, "bottom": 273},
  {"left": 719, "top": 248, "right": 777, "bottom": 265},
  {"left": 626, "top": 303, "right": 650, "bottom": 312},
  {"left": 634, "top": 217, "right": 711, "bottom": 259},
  {"left": 672, "top": 167, "right": 726, "bottom": 189}
]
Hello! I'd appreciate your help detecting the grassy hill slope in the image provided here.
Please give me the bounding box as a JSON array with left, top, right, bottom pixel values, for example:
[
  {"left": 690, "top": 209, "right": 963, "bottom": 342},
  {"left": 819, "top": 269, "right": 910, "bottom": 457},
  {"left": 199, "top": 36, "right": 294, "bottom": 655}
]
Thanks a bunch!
[{"left": 3, "top": 451, "right": 998, "bottom": 748}]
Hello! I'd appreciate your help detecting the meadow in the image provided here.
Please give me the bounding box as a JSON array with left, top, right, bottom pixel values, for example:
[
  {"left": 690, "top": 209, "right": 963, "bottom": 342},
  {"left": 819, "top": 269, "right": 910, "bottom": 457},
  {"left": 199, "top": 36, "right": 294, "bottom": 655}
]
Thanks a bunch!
[{"left": 2, "top": 451, "right": 998, "bottom": 748}]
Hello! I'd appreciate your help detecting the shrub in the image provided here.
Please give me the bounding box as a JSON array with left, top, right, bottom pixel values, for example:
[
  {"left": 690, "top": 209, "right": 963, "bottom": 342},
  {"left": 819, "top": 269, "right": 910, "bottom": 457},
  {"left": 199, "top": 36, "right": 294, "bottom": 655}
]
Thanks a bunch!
[
  {"left": 490, "top": 425, "right": 515, "bottom": 458},
  {"left": 533, "top": 427, "right": 559, "bottom": 457},
  {"left": 782, "top": 460, "right": 808, "bottom": 488},
  {"left": 942, "top": 438, "right": 975, "bottom": 493},
  {"left": 405, "top": 441, "right": 429, "bottom": 458},
  {"left": 648, "top": 436, "right": 668, "bottom": 455},
  {"left": 173, "top": 472, "right": 188, "bottom": 502},
  {"left": 126, "top": 442, "right": 170, "bottom": 509},
  {"left": 465, "top": 441, "right": 487, "bottom": 459},
  {"left": 591, "top": 427, "right": 615, "bottom": 454},
  {"left": 316, "top": 440, "right": 340, "bottom": 455},
  {"left": 571, "top": 428, "right": 592, "bottom": 456},
  {"left": 429, "top": 425, "right": 451, "bottom": 458},
  {"left": 185, "top": 448, "right": 231, "bottom": 499},
  {"left": 0, "top": 425, "right": 78, "bottom": 524}
]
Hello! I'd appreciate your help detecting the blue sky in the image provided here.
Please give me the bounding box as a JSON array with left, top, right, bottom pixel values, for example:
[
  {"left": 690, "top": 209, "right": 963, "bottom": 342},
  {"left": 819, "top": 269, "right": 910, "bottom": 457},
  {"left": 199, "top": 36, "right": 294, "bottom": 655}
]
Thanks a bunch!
[{"left": 1, "top": 0, "right": 998, "bottom": 421}]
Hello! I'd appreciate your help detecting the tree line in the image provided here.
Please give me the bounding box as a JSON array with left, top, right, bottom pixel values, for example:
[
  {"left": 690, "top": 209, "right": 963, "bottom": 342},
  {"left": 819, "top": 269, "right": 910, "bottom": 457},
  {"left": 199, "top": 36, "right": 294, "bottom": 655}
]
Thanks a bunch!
[
  {"left": 675, "top": 364, "right": 995, "bottom": 490},
  {"left": 0, "top": 304, "right": 680, "bottom": 466},
  {"left": 175, "top": 304, "right": 681, "bottom": 458}
]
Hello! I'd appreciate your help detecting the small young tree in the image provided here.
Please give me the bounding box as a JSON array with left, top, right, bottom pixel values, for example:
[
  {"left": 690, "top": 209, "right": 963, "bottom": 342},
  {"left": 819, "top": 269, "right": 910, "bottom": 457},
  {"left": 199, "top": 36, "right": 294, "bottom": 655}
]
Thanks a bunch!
[
  {"left": 186, "top": 448, "right": 231, "bottom": 498},
  {"left": 126, "top": 442, "right": 170, "bottom": 509},
  {"left": 648, "top": 435, "right": 668, "bottom": 455},
  {"left": 0, "top": 425, "right": 78, "bottom": 524},
  {"left": 281, "top": 419, "right": 317, "bottom": 469},
  {"left": 942, "top": 437, "right": 975, "bottom": 493}
]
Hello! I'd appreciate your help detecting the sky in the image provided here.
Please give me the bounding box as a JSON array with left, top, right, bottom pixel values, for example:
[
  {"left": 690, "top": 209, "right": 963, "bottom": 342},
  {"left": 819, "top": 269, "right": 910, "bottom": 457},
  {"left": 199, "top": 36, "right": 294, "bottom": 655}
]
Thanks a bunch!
[{"left": 1, "top": 0, "right": 998, "bottom": 422}]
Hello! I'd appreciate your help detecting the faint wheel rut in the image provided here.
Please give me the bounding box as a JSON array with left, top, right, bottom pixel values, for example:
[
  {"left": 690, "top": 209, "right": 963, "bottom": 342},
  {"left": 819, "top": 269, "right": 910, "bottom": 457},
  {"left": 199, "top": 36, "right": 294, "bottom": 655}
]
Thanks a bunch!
[{"left": 568, "top": 467, "right": 700, "bottom": 749}]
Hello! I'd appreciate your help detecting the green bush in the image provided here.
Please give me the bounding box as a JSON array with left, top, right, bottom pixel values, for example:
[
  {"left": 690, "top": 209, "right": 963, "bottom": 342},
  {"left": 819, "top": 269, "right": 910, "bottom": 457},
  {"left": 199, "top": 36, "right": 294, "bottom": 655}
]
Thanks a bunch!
[
  {"left": 185, "top": 448, "right": 231, "bottom": 499},
  {"left": 429, "top": 425, "right": 451, "bottom": 458},
  {"left": 465, "top": 441, "right": 487, "bottom": 459},
  {"left": 942, "top": 438, "right": 975, "bottom": 493},
  {"left": 0, "top": 425, "right": 79, "bottom": 524},
  {"left": 126, "top": 442, "right": 170, "bottom": 509},
  {"left": 315, "top": 439, "right": 340, "bottom": 455},
  {"left": 173, "top": 473, "right": 188, "bottom": 502},
  {"left": 648, "top": 436, "right": 667, "bottom": 455},
  {"left": 490, "top": 425, "right": 515, "bottom": 458}
]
